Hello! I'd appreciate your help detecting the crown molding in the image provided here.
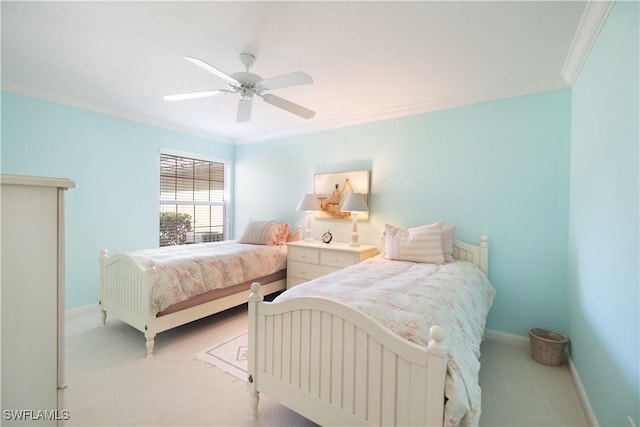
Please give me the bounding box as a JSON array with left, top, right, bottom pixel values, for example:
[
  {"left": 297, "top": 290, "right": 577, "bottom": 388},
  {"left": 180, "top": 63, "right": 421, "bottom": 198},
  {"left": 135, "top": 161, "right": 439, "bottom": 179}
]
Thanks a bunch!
[
  {"left": 1, "top": 81, "right": 234, "bottom": 145},
  {"left": 561, "top": 0, "right": 615, "bottom": 86},
  {"left": 236, "top": 75, "right": 569, "bottom": 144},
  {"left": 4, "top": 74, "right": 569, "bottom": 146}
]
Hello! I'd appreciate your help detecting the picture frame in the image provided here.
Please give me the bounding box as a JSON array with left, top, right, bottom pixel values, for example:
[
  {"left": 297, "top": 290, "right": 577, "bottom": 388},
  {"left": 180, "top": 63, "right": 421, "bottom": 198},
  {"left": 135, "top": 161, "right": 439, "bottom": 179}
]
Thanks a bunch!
[{"left": 313, "top": 170, "right": 370, "bottom": 220}]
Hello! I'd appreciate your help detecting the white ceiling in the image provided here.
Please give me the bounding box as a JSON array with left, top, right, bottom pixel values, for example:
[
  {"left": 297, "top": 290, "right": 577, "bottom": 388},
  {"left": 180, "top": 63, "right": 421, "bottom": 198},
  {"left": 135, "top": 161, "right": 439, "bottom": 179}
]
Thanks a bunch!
[{"left": 2, "top": 1, "right": 600, "bottom": 144}]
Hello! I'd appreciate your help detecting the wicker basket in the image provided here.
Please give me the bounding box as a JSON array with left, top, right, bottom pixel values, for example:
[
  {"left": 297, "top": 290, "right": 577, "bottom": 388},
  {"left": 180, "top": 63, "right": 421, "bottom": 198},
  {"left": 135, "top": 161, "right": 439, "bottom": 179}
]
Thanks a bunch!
[{"left": 528, "top": 328, "right": 568, "bottom": 366}]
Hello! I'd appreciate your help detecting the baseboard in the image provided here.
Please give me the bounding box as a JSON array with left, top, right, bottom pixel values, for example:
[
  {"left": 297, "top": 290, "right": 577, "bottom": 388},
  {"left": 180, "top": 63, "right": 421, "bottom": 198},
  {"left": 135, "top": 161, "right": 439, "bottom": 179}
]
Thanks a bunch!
[
  {"left": 567, "top": 356, "right": 599, "bottom": 427},
  {"left": 65, "top": 303, "right": 100, "bottom": 320}
]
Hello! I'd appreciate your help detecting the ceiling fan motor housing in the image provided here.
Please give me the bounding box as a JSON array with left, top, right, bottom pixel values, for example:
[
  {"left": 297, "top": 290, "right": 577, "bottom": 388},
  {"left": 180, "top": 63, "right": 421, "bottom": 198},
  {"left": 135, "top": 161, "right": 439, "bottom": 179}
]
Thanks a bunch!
[{"left": 230, "top": 71, "right": 263, "bottom": 96}]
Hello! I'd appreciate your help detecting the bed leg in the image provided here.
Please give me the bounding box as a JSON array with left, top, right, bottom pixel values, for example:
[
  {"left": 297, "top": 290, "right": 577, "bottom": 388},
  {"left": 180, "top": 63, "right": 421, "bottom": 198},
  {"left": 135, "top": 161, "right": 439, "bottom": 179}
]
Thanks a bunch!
[
  {"left": 248, "top": 282, "right": 263, "bottom": 421},
  {"left": 100, "top": 308, "right": 107, "bottom": 325},
  {"left": 249, "top": 390, "right": 259, "bottom": 421},
  {"left": 145, "top": 335, "right": 155, "bottom": 358}
]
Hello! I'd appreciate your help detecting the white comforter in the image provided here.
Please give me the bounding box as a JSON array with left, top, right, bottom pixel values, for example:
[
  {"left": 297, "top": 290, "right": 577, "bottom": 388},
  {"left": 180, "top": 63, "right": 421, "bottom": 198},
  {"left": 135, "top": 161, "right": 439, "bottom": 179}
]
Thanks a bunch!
[
  {"left": 274, "top": 256, "right": 495, "bottom": 427},
  {"left": 128, "top": 241, "right": 287, "bottom": 314}
]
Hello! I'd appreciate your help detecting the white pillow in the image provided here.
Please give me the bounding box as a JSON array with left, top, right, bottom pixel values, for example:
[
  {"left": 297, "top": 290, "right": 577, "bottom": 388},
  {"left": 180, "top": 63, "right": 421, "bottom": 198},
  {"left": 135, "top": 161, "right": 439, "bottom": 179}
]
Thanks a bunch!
[
  {"left": 384, "top": 221, "right": 445, "bottom": 264},
  {"left": 238, "top": 219, "right": 287, "bottom": 245}
]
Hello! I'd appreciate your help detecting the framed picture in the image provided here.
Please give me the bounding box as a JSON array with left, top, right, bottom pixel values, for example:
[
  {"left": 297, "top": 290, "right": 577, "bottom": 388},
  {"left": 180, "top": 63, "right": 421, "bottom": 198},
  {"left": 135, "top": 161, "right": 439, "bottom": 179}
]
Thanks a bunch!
[{"left": 313, "top": 170, "right": 370, "bottom": 220}]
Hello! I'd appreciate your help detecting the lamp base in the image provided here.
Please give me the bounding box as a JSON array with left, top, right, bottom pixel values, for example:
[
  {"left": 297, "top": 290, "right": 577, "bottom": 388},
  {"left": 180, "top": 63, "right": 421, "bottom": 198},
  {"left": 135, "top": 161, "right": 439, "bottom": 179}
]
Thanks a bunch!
[
  {"left": 350, "top": 232, "right": 360, "bottom": 247},
  {"left": 304, "top": 212, "right": 314, "bottom": 242},
  {"left": 304, "top": 228, "right": 314, "bottom": 242}
]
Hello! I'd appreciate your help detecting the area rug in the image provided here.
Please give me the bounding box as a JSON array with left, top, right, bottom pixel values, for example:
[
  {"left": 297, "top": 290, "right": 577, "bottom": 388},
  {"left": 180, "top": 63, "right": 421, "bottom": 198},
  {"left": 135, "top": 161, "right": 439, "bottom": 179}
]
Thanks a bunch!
[{"left": 194, "top": 332, "right": 248, "bottom": 383}]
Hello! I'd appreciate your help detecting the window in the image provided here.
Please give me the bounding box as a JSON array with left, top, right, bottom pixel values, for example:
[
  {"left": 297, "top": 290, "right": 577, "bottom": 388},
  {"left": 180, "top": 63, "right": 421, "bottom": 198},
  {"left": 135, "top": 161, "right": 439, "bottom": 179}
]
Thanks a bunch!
[{"left": 159, "top": 152, "right": 229, "bottom": 246}]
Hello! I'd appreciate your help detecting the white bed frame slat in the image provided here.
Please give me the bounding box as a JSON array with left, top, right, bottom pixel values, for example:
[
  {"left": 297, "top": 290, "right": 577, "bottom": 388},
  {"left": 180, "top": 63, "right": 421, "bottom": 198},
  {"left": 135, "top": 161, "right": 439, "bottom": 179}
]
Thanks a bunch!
[{"left": 248, "top": 236, "right": 488, "bottom": 427}]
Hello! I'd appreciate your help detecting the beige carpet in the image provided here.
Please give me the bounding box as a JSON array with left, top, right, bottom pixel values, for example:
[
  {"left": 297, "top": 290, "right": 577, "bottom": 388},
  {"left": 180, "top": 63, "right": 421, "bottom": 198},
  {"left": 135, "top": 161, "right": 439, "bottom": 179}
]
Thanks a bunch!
[{"left": 63, "top": 303, "right": 588, "bottom": 427}]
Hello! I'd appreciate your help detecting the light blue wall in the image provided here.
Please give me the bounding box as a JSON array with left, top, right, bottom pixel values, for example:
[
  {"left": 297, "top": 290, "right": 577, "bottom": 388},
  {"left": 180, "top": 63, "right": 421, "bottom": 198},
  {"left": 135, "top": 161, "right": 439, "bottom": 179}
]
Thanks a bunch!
[
  {"left": 1, "top": 91, "right": 234, "bottom": 309},
  {"left": 569, "top": 2, "right": 639, "bottom": 426},
  {"left": 235, "top": 89, "right": 572, "bottom": 336}
]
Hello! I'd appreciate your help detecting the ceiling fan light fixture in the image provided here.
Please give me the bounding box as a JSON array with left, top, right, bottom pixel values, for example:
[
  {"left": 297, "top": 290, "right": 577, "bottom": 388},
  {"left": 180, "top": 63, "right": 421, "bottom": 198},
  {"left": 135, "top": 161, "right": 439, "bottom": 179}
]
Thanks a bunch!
[{"left": 240, "top": 88, "right": 254, "bottom": 101}]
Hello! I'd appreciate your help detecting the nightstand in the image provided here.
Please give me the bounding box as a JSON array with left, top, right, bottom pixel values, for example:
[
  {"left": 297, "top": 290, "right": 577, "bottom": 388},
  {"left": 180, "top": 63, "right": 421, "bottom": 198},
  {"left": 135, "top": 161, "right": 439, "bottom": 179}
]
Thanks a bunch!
[{"left": 286, "top": 240, "right": 378, "bottom": 288}]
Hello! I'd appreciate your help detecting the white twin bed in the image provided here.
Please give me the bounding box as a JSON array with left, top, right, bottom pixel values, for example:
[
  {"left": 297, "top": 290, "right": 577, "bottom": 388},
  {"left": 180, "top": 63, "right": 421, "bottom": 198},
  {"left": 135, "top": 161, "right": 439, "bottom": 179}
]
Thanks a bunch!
[
  {"left": 247, "top": 223, "right": 494, "bottom": 427},
  {"left": 99, "top": 220, "right": 296, "bottom": 357}
]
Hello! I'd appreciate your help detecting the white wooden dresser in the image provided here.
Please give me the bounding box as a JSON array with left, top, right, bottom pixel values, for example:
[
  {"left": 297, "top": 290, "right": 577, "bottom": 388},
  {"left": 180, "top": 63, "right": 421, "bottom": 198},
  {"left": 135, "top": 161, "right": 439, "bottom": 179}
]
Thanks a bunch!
[
  {"left": 1, "top": 174, "right": 75, "bottom": 426},
  {"left": 286, "top": 240, "right": 378, "bottom": 288}
]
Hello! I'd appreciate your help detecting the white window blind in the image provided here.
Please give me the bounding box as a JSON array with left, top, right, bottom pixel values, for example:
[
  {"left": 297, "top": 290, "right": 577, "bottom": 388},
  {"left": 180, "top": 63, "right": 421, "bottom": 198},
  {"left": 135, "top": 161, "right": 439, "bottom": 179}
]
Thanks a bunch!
[{"left": 159, "top": 153, "right": 226, "bottom": 246}]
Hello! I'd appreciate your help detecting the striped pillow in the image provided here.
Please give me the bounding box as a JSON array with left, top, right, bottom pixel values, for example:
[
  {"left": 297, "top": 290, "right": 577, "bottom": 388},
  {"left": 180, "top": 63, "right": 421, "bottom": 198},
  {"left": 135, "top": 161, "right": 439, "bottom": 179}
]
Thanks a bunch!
[
  {"left": 384, "top": 221, "right": 445, "bottom": 264},
  {"left": 238, "top": 219, "right": 286, "bottom": 245}
]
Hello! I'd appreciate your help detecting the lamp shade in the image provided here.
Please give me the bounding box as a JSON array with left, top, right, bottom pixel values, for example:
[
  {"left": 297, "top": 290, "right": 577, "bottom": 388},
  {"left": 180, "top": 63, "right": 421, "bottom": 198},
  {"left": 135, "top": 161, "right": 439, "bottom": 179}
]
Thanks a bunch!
[
  {"left": 296, "top": 193, "right": 320, "bottom": 211},
  {"left": 341, "top": 193, "right": 369, "bottom": 213}
]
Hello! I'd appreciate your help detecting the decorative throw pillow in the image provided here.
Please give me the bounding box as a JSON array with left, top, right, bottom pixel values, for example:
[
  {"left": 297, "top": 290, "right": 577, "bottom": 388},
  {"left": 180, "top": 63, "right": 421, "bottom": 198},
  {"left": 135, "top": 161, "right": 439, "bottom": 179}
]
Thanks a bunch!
[
  {"left": 238, "top": 219, "right": 286, "bottom": 245},
  {"left": 441, "top": 224, "right": 457, "bottom": 263},
  {"left": 276, "top": 223, "right": 291, "bottom": 245},
  {"left": 384, "top": 221, "right": 445, "bottom": 264}
]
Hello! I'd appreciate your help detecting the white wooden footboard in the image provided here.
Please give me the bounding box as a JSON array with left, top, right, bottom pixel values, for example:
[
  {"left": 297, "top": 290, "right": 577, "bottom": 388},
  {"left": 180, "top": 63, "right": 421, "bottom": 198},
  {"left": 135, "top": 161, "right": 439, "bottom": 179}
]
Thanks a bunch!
[
  {"left": 247, "top": 282, "right": 448, "bottom": 426},
  {"left": 99, "top": 249, "right": 158, "bottom": 357},
  {"left": 99, "top": 249, "right": 288, "bottom": 358}
]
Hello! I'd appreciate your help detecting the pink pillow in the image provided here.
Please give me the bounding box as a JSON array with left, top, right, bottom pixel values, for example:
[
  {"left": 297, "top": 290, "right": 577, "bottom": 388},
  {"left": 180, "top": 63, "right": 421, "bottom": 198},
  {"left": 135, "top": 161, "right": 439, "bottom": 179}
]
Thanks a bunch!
[{"left": 276, "top": 223, "right": 291, "bottom": 245}]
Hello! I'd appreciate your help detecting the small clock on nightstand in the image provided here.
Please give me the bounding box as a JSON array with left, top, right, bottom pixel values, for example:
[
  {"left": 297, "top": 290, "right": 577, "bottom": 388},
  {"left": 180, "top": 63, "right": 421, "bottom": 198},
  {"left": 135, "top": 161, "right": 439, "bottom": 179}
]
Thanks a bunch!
[{"left": 322, "top": 231, "right": 333, "bottom": 244}]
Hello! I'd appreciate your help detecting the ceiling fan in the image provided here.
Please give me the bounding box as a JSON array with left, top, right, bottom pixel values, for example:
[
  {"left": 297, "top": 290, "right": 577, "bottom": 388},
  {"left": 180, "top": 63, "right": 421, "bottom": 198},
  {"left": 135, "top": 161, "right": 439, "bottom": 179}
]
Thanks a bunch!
[{"left": 164, "top": 53, "right": 315, "bottom": 123}]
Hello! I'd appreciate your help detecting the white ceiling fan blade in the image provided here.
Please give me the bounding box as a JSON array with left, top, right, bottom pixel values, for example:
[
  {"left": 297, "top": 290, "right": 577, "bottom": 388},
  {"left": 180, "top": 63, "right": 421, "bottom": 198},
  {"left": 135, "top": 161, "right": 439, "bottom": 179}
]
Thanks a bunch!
[
  {"left": 183, "top": 56, "right": 240, "bottom": 85},
  {"left": 164, "top": 90, "right": 231, "bottom": 101},
  {"left": 259, "top": 71, "right": 313, "bottom": 90},
  {"left": 262, "top": 94, "right": 315, "bottom": 119},
  {"left": 236, "top": 98, "right": 253, "bottom": 123}
]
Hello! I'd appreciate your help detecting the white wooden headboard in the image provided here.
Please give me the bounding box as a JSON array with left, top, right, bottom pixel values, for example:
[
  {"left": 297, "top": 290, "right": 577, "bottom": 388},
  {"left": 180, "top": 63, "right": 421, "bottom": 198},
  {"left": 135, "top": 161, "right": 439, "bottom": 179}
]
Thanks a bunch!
[
  {"left": 379, "top": 231, "right": 489, "bottom": 275},
  {"left": 452, "top": 236, "right": 489, "bottom": 275}
]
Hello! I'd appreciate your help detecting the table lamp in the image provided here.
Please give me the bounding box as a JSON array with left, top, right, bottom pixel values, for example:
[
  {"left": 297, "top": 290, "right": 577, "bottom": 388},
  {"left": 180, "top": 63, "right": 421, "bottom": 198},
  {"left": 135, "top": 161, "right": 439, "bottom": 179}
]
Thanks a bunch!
[
  {"left": 340, "top": 192, "right": 369, "bottom": 247},
  {"left": 296, "top": 193, "right": 320, "bottom": 242}
]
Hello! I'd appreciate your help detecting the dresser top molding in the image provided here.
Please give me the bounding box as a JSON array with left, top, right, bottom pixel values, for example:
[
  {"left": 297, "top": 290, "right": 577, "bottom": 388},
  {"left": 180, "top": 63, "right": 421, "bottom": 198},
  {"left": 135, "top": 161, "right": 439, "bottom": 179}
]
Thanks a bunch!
[
  {"left": 1, "top": 173, "right": 76, "bottom": 189},
  {"left": 287, "top": 240, "right": 378, "bottom": 253}
]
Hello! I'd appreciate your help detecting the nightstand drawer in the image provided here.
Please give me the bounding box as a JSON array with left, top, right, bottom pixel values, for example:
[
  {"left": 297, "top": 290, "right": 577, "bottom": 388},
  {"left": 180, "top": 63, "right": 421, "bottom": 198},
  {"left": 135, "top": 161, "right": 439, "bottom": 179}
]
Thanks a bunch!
[
  {"left": 289, "top": 246, "right": 321, "bottom": 264},
  {"left": 320, "top": 250, "right": 359, "bottom": 269},
  {"left": 288, "top": 261, "right": 337, "bottom": 281}
]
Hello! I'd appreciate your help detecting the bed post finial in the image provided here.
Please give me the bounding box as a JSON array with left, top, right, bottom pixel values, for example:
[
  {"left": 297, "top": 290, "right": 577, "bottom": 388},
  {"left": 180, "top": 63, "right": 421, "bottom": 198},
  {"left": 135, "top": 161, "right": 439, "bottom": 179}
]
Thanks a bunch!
[
  {"left": 143, "top": 259, "right": 156, "bottom": 272},
  {"left": 428, "top": 325, "right": 446, "bottom": 352},
  {"left": 249, "top": 282, "right": 264, "bottom": 302}
]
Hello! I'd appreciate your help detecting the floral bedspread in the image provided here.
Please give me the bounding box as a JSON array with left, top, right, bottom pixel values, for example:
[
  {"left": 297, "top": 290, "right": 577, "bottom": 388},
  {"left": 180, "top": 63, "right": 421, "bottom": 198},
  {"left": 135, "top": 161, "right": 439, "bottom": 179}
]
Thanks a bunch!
[
  {"left": 274, "top": 256, "right": 495, "bottom": 427},
  {"left": 128, "top": 241, "right": 287, "bottom": 314}
]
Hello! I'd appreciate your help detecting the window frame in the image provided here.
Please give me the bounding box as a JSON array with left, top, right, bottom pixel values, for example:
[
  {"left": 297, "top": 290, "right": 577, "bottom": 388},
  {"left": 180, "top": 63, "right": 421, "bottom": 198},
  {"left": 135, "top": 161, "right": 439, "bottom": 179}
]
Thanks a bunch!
[{"left": 159, "top": 148, "right": 231, "bottom": 246}]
